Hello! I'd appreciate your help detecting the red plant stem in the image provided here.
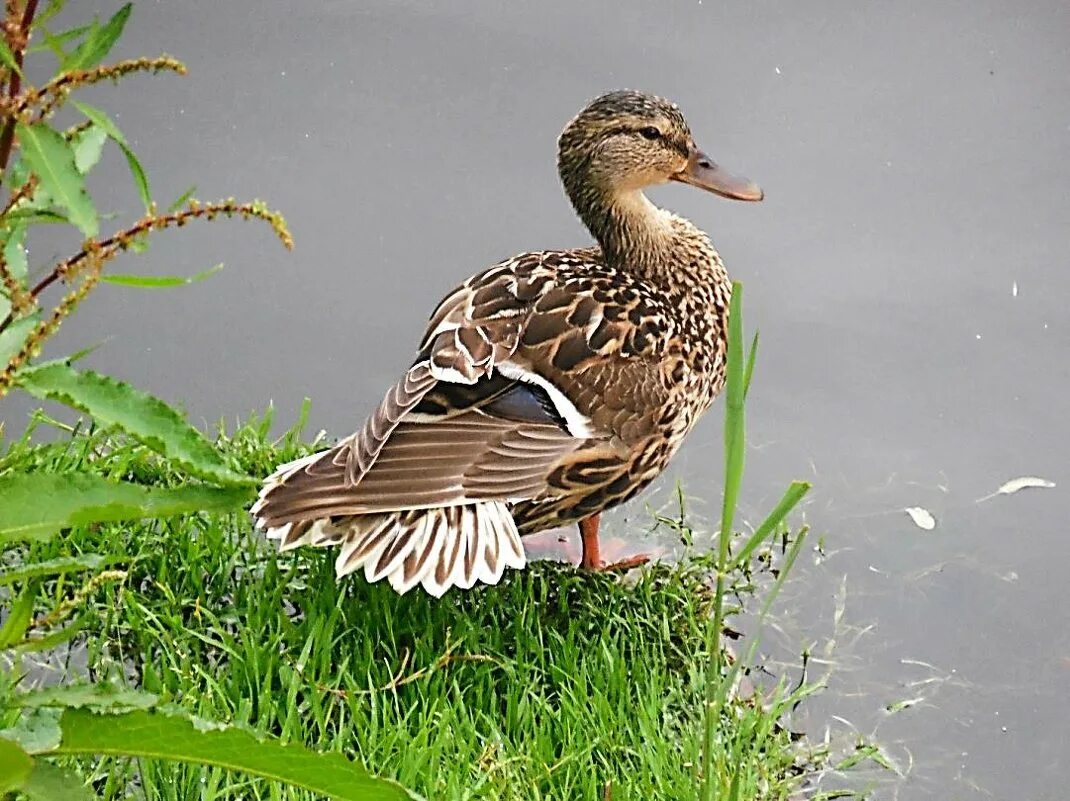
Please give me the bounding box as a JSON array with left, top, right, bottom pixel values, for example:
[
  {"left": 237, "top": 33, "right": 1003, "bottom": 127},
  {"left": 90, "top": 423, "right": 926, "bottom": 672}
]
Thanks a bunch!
[{"left": 0, "top": 0, "right": 38, "bottom": 177}]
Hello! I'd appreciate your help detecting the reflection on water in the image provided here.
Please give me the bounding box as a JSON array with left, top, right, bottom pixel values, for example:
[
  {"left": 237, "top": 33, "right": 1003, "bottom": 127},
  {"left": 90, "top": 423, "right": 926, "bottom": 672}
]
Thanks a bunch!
[{"left": 17, "top": 1, "right": 1070, "bottom": 797}]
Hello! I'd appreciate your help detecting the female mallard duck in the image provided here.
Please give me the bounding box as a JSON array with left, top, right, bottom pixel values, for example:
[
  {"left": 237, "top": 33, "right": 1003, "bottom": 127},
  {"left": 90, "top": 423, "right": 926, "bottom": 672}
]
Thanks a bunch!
[{"left": 253, "top": 90, "right": 762, "bottom": 596}]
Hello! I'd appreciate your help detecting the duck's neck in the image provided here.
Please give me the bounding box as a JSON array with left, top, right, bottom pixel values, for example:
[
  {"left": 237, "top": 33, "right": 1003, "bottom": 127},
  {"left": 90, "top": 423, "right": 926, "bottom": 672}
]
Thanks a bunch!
[{"left": 565, "top": 178, "right": 682, "bottom": 279}]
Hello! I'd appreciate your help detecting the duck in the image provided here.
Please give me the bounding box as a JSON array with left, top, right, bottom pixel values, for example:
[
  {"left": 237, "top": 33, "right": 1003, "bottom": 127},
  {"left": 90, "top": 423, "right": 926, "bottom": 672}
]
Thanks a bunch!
[{"left": 252, "top": 89, "right": 763, "bottom": 597}]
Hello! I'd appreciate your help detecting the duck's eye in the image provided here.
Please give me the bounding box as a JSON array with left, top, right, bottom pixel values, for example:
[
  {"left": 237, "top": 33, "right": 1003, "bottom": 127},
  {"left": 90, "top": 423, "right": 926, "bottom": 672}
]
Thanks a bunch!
[{"left": 639, "top": 126, "right": 662, "bottom": 141}]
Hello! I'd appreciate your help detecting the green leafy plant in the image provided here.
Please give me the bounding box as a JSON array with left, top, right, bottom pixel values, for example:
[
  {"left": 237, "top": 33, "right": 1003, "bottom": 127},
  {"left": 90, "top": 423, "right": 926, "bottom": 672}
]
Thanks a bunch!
[
  {"left": 0, "top": 2, "right": 418, "bottom": 798},
  {"left": 699, "top": 282, "right": 814, "bottom": 801}
]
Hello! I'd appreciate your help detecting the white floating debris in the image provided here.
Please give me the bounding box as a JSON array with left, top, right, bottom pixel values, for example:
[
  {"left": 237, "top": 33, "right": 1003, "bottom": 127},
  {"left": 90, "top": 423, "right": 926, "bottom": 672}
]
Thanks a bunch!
[
  {"left": 1012, "top": 281, "right": 1018, "bottom": 297},
  {"left": 997, "top": 476, "right": 1055, "bottom": 495},
  {"left": 904, "top": 507, "right": 936, "bottom": 530},
  {"left": 977, "top": 476, "right": 1056, "bottom": 502},
  {"left": 775, "top": 66, "right": 781, "bottom": 74}
]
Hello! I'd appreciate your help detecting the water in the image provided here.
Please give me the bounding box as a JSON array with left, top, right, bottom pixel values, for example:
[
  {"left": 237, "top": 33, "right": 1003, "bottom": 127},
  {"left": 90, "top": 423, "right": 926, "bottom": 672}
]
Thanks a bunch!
[{"left": 20, "top": 1, "right": 1070, "bottom": 797}]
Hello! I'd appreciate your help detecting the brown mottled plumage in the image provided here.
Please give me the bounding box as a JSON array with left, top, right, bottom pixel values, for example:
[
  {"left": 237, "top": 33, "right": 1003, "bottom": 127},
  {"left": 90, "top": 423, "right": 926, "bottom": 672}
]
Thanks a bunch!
[{"left": 252, "top": 90, "right": 763, "bottom": 596}]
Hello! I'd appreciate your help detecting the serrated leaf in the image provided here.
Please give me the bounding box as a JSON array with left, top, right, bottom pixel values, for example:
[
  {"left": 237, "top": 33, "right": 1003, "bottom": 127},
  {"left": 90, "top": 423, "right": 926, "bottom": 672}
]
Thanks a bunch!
[
  {"left": 0, "top": 737, "right": 34, "bottom": 793},
  {"left": 0, "top": 472, "right": 252, "bottom": 543},
  {"left": 19, "top": 760, "right": 95, "bottom": 801},
  {"left": 13, "top": 683, "right": 158, "bottom": 713},
  {"left": 15, "top": 123, "right": 98, "bottom": 237},
  {"left": 70, "top": 124, "right": 107, "bottom": 175},
  {"left": 48, "top": 708, "right": 419, "bottom": 800},
  {"left": 63, "top": 3, "right": 131, "bottom": 71},
  {"left": 15, "top": 363, "right": 252, "bottom": 485},
  {"left": 0, "top": 554, "right": 116, "bottom": 586},
  {"left": 0, "top": 315, "right": 37, "bottom": 370},
  {"left": 103, "top": 264, "right": 223, "bottom": 288},
  {"left": 73, "top": 102, "right": 150, "bottom": 210}
]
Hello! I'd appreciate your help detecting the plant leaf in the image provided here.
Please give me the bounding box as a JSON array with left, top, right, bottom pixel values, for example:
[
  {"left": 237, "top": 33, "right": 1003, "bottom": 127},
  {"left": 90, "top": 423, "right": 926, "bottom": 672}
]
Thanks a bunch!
[
  {"left": 0, "top": 737, "right": 34, "bottom": 793},
  {"left": 33, "top": 1, "right": 72, "bottom": 31},
  {"left": 35, "top": 27, "right": 72, "bottom": 61},
  {"left": 0, "top": 472, "right": 252, "bottom": 543},
  {"left": 3, "top": 223, "right": 29, "bottom": 280},
  {"left": 63, "top": 3, "right": 131, "bottom": 71},
  {"left": 0, "top": 554, "right": 117, "bottom": 586},
  {"left": 15, "top": 123, "right": 98, "bottom": 237},
  {"left": 2, "top": 209, "right": 67, "bottom": 225},
  {"left": 15, "top": 616, "right": 88, "bottom": 654},
  {"left": 15, "top": 363, "right": 252, "bottom": 486},
  {"left": 166, "top": 184, "right": 196, "bottom": 212},
  {"left": 70, "top": 125, "right": 107, "bottom": 175},
  {"left": 47, "top": 708, "right": 419, "bottom": 800},
  {"left": 0, "top": 315, "right": 37, "bottom": 371},
  {"left": 0, "top": 39, "right": 21, "bottom": 76},
  {"left": 732, "top": 481, "right": 811, "bottom": 570},
  {"left": 742, "top": 331, "right": 759, "bottom": 400},
  {"left": 103, "top": 264, "right": 223, "bottom": 288},
  {"left": 719, "top": 281, "right": 746, "bottom": 551},
  {"left": 19, "top": 760, "right": 95, "bottom": 801},
  {"left": 72, "top": 102, "right": 150, "bottom": 210},
  {"left": 0, "top": 709, "right": 62, "bottom": 754},
  {"left": 0, "top": 580, "right": 39, "bottom": 648},
  {"left": 13, "top": 683, "right": 157, "bottom": 713}
]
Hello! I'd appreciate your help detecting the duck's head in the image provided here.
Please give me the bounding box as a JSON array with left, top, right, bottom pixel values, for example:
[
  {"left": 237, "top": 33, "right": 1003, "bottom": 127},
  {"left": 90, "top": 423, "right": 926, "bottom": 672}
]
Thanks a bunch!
[{"left": 557, "top": 89, "right": 763, "bottom": 205}]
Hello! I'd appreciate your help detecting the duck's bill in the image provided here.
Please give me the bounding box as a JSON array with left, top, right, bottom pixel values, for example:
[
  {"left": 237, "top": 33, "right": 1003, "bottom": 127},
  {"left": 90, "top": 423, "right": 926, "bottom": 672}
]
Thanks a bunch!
[{"left": 671, "top": 149, "right": 764, "bottom": 202}]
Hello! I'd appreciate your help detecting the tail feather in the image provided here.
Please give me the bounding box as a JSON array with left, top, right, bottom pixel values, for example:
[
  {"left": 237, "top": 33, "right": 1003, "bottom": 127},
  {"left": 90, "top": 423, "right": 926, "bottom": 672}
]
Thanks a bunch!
[{"left": 258, "top": 501, "right": 525, "bottom": 598}]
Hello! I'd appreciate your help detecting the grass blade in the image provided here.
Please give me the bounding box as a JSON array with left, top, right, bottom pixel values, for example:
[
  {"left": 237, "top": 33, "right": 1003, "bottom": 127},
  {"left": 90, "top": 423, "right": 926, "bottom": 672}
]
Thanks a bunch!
[
  {"left": 0, "top": 581, "right": 39, "bottom": 648},
  {"left": 743, "top": 331, "right": 759, "bottom": 400},
  {"left": 732, "top": 481, "right": 811, "bottom": 570},
  {"left": 703, "top": 280, "right": 747, "bottom": 801}
]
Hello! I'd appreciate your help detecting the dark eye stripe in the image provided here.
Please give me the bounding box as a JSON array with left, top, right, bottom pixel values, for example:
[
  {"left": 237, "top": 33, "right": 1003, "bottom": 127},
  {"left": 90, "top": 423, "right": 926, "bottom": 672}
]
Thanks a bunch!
[{"left": 601, "top": 125, "right": 690, "bottom": 157}]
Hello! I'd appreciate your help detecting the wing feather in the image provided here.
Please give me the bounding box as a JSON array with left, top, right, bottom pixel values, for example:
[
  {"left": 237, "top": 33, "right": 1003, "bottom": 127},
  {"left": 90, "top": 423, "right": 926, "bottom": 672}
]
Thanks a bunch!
[{"left": 254, "top": 248, "right": 675, "bottom": 532}]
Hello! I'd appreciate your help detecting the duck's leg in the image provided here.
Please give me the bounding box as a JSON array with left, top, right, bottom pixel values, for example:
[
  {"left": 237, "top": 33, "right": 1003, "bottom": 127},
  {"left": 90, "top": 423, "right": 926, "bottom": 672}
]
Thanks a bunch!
[
  {"left": 578, "top": 513, "right": 651, "bottom": 572},
  {"left": 579, "top": 513, "right": 603, "bottom": 569}
]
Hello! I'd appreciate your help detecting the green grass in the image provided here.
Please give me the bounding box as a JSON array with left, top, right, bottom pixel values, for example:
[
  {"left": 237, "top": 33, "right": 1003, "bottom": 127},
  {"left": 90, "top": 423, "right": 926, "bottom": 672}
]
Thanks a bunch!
[{"left": 0, "top": 411, "right": 826, "bottom": 800}]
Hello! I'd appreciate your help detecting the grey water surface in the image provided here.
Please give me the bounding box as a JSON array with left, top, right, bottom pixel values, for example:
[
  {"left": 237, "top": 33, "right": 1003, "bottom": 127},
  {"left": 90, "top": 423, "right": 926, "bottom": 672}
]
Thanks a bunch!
[{"left": 19, "top": 1, "right": 1070, "bottom": 798}]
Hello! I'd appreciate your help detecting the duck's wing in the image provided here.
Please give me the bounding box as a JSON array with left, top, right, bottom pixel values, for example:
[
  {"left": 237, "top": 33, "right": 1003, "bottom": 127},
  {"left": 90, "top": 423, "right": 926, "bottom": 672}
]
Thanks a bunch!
[{"left": 253, "top": 250, "right": 681, "bottom": 532}]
